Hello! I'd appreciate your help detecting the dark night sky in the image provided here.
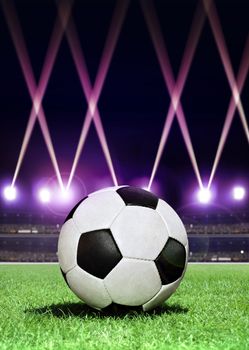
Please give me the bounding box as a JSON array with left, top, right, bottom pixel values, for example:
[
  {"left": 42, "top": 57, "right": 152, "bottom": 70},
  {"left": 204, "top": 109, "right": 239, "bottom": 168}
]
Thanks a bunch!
[{"left": 0, "top": 0, "right": 248, "bottom": 212}]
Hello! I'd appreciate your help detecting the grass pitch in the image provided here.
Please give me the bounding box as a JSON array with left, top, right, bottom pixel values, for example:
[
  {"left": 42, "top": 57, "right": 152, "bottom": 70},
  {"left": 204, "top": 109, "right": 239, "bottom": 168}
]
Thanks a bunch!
[{"left": 0, "top": 264, "right": 248, "bottom": 350}]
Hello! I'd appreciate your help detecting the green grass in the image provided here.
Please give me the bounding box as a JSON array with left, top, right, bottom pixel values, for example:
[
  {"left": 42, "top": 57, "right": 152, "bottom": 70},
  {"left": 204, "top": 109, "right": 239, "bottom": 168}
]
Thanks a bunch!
[{"left": 0, "top": 264, "right": 249, "bottom": 350}]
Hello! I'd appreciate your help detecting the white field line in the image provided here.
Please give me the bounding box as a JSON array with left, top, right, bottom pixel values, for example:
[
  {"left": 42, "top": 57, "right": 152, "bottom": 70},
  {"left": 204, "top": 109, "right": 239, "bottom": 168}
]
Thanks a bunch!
[
  {"left": 0, "top": 262, "right": 248, "bottom": 265},
  {"left": 0, "top": 262, "right": 59, "bottom": 265},
  {"left": 188, "top": 262, "right": 249, "bottom": 264}
]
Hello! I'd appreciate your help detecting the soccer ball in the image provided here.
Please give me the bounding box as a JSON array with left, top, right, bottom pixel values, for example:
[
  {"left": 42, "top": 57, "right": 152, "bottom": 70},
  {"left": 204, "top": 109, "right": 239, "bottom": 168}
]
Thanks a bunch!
[{"left": 58, "top": 186, "right": 188, "bottom": 311}]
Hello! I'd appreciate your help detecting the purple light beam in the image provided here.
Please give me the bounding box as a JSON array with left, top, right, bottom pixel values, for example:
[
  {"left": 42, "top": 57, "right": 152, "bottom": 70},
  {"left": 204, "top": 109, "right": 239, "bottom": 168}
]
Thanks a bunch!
[
  {"left": 2, "top": 0, "right": 73, "bottom": 190},
  {"left": 141, "top": 0, "right": 205, "bottom": 190},
  {"left": 61, "top": 0, "right": 130, "bottom": 190}
]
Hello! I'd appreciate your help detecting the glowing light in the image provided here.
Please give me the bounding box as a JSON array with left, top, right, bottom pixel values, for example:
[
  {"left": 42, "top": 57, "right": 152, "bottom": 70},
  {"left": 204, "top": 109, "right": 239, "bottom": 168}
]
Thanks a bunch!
[
  {"left": 39, "top": 188, "right": 51, "bottom": 203},
  {"left": 33, "top": 97, "right": 40, "bottom": 114},
  {"left": 172, "top": 94, "right": 178, "bottom": 111},
  {"left": 197, "top": 188, "right": 212, "bottom": 204},
  {"left": 233, "top": 186, "right": 245, "bottom": 201},
  {"left": 3, "top": 186, "right": 17, "bottom": 201},
  {"left": 60, "top": 188, "right": 73, "bottom": 202},
  {"left": 89, "top": 98, "right": 96, "bottom": 115}
]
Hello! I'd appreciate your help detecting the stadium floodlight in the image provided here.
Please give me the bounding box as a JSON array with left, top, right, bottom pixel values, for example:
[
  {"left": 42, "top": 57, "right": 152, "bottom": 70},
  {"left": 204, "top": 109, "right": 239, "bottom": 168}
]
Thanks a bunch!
[
  {"left": 232, "top": 186, "right": 245, "bottom": 201},
  {"left": 197, "top": 188, "right": 212, "bottom": 204},
  {"left": 3, "top": 185, "right": 17, "bottom": 201},
  {"left": 38, "top": 188, "right": 51, "bottom": 203},
  {"left": 59, "top": 188, "right": 73, "bottom": 202}
]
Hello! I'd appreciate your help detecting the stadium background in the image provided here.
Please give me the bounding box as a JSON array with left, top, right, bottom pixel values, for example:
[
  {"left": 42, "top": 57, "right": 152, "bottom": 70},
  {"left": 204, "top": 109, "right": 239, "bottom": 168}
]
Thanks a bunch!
[{"left": 0, "top": 0, "right": 248, "bottom": 263}]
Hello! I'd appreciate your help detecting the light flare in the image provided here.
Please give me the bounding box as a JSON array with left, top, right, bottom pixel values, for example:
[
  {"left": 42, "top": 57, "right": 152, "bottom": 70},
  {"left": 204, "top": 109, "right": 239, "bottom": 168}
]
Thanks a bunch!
[
  {"left": 232, "top": 186, "right": 246, "bottom": 201},
  {"left": 197, "top": 188, "right": 212, "bottom": 204},
  {"left": 3, "top": 185, "right": 17, "bottom": 201},
  {"left": 38, "top": 188, "right": 51, "bottom": 203},
  {"left": 59, "top": 187, "right": 74, "bottom": 203}
]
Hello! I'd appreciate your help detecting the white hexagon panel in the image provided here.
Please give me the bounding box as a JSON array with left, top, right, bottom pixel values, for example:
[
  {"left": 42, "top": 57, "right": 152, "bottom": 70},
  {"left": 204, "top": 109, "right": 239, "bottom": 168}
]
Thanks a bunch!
[
  {"left": 66, "top": 265, "right": 112, "bottom": 310},
  {"left": 57, "top": 218, "right": 80, "bottom": 273},
  {"left": 88, "top": 185, "right": 128, "bottom": 197},
  {"left": 156, "top": 199, "right": 188, "bottom": 246},
  {"left": 110, "top": 206, "right": 168, "bottom": 260},
  {"left": 72, "top": 191, "right": 125, "bottom": 233},
  {"left": 143, "top": 277, "right": 182, "bottom": 311},
  {"left": 104, "top": 258, "right": 161, "bottom": 306}
]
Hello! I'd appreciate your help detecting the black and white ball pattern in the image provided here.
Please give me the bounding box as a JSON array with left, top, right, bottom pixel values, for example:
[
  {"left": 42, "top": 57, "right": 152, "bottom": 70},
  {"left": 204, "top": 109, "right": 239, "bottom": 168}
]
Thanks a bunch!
[{"left": 58, "top": 186, "right": 188, "bottom": 311}]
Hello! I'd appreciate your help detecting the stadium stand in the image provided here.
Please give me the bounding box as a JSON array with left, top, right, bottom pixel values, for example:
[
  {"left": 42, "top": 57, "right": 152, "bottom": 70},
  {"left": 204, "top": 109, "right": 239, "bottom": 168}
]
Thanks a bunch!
[{"left": 0, "top": 211, "right": 248, "bottom": 262}]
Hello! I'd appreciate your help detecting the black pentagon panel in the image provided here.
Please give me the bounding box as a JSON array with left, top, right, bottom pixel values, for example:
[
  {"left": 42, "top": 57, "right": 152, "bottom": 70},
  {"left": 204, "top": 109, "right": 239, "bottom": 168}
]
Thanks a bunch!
[
  {"left": 77, "top": 229, "right": 122, "bottom": 279},
  {"left": 64, "top": 196, "right": 88, "bottom": 223},
  {"left": 117, "top": 186, "right": 158, "bottom": 209},
  {"left": 155, "top": 238, "right": 186, "bottom": 285},
  {"left": 60, "top": 268, "right": 70, "bottom": 287}
]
